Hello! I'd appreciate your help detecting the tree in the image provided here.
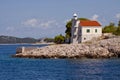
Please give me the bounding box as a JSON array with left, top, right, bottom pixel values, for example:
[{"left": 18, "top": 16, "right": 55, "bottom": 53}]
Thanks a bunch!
[
  {"left": 118, "top": 20, "right": 120, "bottom": 27},
  {"left": 113, "top": 20, "right": 120, "bottom": 35},
  {"left": 65, "top": 18, "right": 90, "bottom": 42},
  {"left": 102, "top": 22, "right": 117, "bottom": 33},
  {"left": 114, "top": 26, "right": 120, "bottom": 35},
  {"left": 103, "top": 21, "right": 120, "bottom": 35},
  {"left": 54, "top": 34, "right": 65, "bottom": 44},
  {"left": 44, "top": 38, "right": 54, "bottom": 42}
]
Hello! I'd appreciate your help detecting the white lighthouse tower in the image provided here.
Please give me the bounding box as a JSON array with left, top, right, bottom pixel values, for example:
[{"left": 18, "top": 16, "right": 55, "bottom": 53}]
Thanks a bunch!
[{"left": 71, "top": 13, "right": 80, "bottom": 43}]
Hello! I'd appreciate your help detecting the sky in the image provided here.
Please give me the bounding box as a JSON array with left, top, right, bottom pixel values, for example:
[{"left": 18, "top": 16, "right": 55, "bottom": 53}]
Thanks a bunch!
[{"left": 0, "top": 0, "right": 120, "bottom": 38}]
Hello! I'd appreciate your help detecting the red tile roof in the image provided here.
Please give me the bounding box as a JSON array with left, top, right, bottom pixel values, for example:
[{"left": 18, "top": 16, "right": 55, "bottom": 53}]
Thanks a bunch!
[{"left": 80, "top": 20, "right": 101, "bottom": 26}]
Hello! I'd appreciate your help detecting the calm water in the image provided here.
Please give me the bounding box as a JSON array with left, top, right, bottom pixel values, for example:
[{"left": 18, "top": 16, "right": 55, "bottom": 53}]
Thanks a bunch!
[{"left": 0, "top": 44, "right": 120, "bottom": 80}]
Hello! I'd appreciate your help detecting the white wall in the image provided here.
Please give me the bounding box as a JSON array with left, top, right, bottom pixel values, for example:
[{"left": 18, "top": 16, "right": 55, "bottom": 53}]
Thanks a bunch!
[
  {"left": 80, "top": 26, "right": 102, "bottom": 42},
  {"left": 81, "top": 27, "right": 102, "bottom": 35}
]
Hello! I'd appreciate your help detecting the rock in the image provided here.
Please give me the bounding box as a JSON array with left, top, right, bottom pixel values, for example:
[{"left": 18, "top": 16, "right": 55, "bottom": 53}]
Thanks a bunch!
[{"left": 13, "top": 36, "right": 120, "bottom": 59}]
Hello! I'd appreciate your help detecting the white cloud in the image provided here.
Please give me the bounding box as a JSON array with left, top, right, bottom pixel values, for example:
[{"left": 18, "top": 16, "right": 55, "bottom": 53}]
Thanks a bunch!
[
  {"left": 40, "top": 20, "right": 58, "bottom": 27},
  {"left": 91, "top": 14, "right": 99, "bottom": 20},
  {"left": 22, "top": 18, "right": 58, "bottom": 28},
  {"left": 116, "top": 13, "right": 120, "bottom": 19},
  {"left": 22, "top": 18, "right": 39, "bottom": 27}
]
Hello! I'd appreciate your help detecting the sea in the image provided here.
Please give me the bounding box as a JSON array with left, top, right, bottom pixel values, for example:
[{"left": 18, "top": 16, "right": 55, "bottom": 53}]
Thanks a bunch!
[{"left": 0, "top": 44, "right": 120, "bottom": 80}]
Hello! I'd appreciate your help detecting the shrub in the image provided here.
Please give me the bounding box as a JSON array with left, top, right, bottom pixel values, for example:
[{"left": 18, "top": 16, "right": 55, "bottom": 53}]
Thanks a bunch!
[{"left": 54, "top": 34, "right": 65, "bottom": 44}]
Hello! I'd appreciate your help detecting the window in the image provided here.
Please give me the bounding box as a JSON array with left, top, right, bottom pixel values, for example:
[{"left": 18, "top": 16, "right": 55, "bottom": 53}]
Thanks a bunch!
[
  {"left": 95, "top": 29, "right": 97, "bottom": 33},
  {"left": 86, "top": 29, "right": 90, "bottom": 33}
]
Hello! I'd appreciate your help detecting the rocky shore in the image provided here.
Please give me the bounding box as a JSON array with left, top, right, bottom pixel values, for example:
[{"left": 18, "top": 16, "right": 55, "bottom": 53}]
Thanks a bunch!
[{"left": 13, "top": 36, "right": 120, "bottom": 59}]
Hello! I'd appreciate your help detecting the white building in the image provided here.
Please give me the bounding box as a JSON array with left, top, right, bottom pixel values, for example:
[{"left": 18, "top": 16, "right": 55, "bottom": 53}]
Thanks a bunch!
[{"left": 71, "top": 14, "right": 102, "bottom": 43}]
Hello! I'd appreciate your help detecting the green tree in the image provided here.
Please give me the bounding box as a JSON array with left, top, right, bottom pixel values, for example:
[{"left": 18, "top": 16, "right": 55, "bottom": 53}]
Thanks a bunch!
[
  {"left": 118, "top": 20, "right": 120, "bottom": 27},
  {"left": 113, "top": 21, "right": 120, "bottom": 35},
  {"left": 65, "top": 18, "right": 90, "bottom": 42},
  {"left": 102, "top": 22, "right": 117, "bottom": 33},
  {"left": 114, "top": 26, "right": 120, "bottom": 35},
  {"left": 54, "top": 34, "right": 65, "bottom": 44},
  {"left": 44, "top": 38, "right": 54, "bottom": 42}
]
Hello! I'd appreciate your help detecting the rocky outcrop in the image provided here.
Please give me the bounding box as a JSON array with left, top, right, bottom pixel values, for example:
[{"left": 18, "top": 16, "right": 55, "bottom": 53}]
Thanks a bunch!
[{"left": 13, "top": 36, "right": 120, "bottom": 59}]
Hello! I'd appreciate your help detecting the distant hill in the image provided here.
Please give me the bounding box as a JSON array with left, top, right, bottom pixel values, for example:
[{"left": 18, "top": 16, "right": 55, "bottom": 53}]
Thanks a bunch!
[{"left": 0, "top": 35, "right": 38, "bottom": 44}]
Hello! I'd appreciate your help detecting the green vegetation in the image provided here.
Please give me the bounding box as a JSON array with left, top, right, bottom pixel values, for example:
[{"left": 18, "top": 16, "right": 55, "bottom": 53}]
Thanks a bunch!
[
  {"left": 54, "top": 34, "right": 65, "bottom": 44},
  {"left": 114, "top": 26, "right": 120, "bottom": 35},
  {"left": 118, "top": 20, "right": 120, "bottom": 26},
  {"left": 102, "top": 20, "right": 120, "bottom": 36},
  {"left": 65, "top": 20, "right": 72, "bottom": 41},
  {"left": 102, "top": 22, "right": 117, "bottom": 33},
  {"left": 116, "top": 20, "right": 120, "bottom": 35},
  {"left": 44, "top": 38, "right": 54, "bottom": 43}
]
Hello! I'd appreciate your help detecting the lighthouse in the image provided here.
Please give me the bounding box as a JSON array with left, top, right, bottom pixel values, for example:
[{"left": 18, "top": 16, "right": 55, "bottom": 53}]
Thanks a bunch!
[
  {"left": 70, "top": 13, "right": 102, "bottom": 43},
  {"left": 71, "top": 13, "right": 80, "bottom": 43}
]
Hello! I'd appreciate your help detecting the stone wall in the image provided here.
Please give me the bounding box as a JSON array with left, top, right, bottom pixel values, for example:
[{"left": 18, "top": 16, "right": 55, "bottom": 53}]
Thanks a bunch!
[{"left": 16, "top": 47, "right": 37, "bottom": 54}]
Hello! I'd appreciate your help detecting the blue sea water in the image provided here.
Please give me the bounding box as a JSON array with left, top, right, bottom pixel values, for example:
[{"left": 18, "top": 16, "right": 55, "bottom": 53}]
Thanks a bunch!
[{"left": 0, "top": 44, "right": 120, "bottom": 80}]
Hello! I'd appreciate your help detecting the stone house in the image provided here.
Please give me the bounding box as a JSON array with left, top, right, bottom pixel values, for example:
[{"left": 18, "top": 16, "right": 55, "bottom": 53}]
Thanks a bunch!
[{"left": 71, "top": 14, "right": 102, "bottom": 43}]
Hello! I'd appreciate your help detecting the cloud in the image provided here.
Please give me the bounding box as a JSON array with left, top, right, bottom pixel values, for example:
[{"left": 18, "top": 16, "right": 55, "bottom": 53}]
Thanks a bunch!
[
  {"left": 91, "top": 14, "right": 99, "bottom": 20},
  {"left": 40, "top": 20, "right": 58, "bottom": 27},
  {"left": 22, "top": 18, "right": 39, "bottom": 27},
  {"left": 22, "top": 18, "right": 58, "bottom": 28},
  {"left": 116, "top": 13, "right": 120, "bottom": 19}
]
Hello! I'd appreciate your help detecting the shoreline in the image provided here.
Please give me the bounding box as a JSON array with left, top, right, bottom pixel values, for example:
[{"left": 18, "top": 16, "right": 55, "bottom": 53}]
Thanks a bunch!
[
  {"left": 0, "top": 42, "right": 54, "bottom": 45},
  {"left": 13, "top": 36, "right": 120, "bottom": 59}
]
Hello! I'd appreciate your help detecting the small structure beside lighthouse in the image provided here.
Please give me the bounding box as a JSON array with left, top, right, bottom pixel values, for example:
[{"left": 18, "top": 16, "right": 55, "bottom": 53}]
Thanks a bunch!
[{"left": 71, "top": 13, "right": 102, "bottom": 43}]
